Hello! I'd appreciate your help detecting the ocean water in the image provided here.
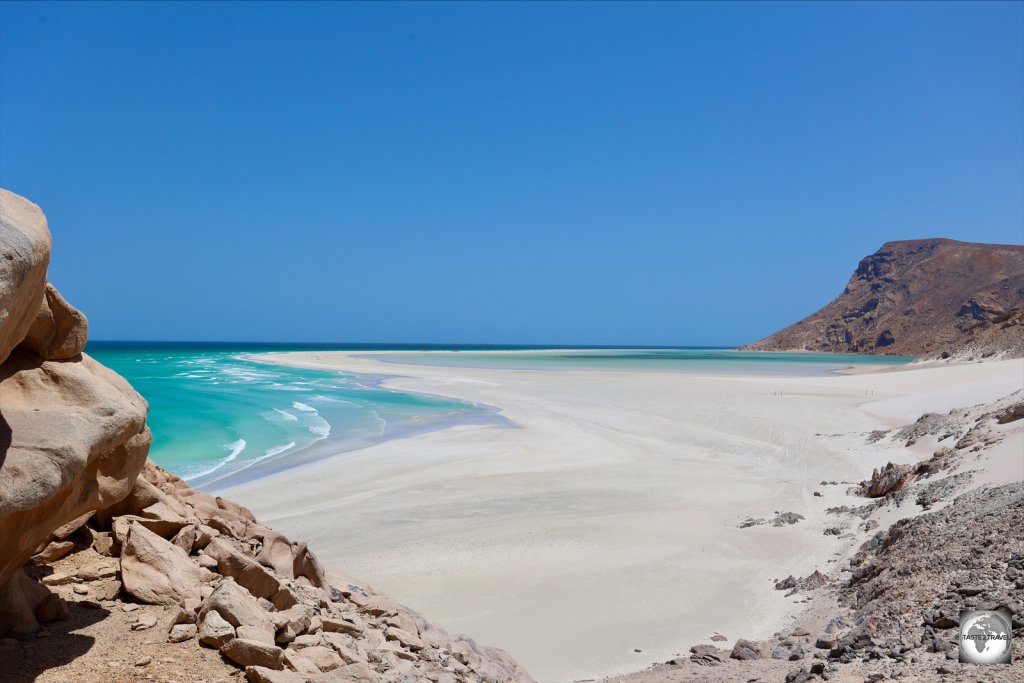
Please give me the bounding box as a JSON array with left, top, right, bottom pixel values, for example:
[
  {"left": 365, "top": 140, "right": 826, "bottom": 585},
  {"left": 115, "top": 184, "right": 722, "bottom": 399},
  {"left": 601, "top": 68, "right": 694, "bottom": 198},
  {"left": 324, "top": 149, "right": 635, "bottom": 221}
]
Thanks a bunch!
[
  {"left": 86, "top": 343, "right": 913, "bottom": 489},
  {"left": 85, "top": 342, "right": 500, "bottom": 489}
]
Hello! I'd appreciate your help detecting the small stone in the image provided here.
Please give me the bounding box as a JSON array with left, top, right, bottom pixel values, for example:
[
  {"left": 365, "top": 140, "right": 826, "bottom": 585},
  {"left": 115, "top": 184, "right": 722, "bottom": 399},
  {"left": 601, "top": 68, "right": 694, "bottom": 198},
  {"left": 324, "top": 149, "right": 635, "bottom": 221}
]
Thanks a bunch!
[
  {"left": 135, "top": 656, "right": 152, "bottom": 666},
  {"left": 730, "top": 639, "right": 761, "bottom": 660},
  {"left": 710, "top": 634, "right": 727, "bottom": 642},
  {"left": 815, "top": 635, "right": 838, "bottom": 649},
  {"left": 34, "top": 541, "right": 75, "bottom": 563},
  {"left": 76, "top": 561, "right": 117, "bottom": 581},
  {"left": 244, "top": 666, "right": 307, "bottom": 683},
  {"left": 72, "top": 585, "right": 89, "bottom": 595},
  {"left": 197, "top": 554, "right": 218, "bottom": 569},
  {"left": 122, "top": 603, "right": 139, "bottom": 612},
  {"left": 320, "top": 615, "right": 362, "bottom": 635},
  {"left": 220, "top": 638, "right": 285, "bottom": 670},
  {"left": 41, "top": 572, "right": 73, "bottom": 586},
  {"left": 132, "top": 614, "right": 158, "bottom": 631},
  {"left": 199, "top": 610, "right": 236, "bottom": 649},
  {"left": 772, "top": 645, "right": 791, "bottom": 660},
  {"left": 92, "top": 580, "right": 121, "bottom": 601},
  {"left": 237, "top": 624, "right": 276, "bottom": 646},
  {"left": 168, "top": 623, "right": 197, "bottom": 643},
  {"left": 93, "top": 531, "right": 117, "bottom": 556}
]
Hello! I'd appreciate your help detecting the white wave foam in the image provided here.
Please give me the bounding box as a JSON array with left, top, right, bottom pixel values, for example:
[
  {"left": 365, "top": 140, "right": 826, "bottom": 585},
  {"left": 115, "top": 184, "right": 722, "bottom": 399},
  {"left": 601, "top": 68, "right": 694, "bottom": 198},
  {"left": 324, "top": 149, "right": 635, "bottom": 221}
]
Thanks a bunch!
[
  {"left": 309, "top": 395, "right": 357, "bottom": 406},
  {"left": 306, "top": 416, "right": 331, "bottom": 437},
  {"left": 273, "top": 408, "right": 298, "bottom": 421},
  {"left": 224, "top": 439, "right": 246, "bottom": 462},
  {"left": 263, "top": 441, "right": 296, "bottom": 458},
  {"left": 292, "top": 402, "right": 316, "bottom": 412},
  {"left": 181, "top": 439, "right": 247, "bottom": 481}
]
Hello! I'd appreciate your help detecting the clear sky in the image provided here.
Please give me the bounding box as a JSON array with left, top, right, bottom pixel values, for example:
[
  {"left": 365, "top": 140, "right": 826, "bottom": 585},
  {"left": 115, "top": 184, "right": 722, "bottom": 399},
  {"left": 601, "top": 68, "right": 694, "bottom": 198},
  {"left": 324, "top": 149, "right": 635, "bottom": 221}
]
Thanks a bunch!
[{"left": 1, "top": 1, "right": 1022, "bottom": 346}]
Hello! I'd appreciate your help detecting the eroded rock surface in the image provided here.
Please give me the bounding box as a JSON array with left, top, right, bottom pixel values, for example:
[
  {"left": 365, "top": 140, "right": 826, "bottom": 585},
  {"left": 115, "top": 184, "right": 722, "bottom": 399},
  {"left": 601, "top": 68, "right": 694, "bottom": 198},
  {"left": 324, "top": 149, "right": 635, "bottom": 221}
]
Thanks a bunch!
[{"left": 0, "top": 189, "right": 151, "bottom": 637}]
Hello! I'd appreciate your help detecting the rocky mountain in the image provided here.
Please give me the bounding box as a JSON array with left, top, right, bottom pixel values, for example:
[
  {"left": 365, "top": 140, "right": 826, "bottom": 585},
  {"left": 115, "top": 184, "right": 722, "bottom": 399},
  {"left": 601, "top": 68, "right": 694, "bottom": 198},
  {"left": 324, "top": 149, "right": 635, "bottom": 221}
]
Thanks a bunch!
[
  {"left": 0, "top": 189, "right": 532, "bottom": 683},
  {"left": 742, "top": 238, "right": 1024, "bottom": 357}
]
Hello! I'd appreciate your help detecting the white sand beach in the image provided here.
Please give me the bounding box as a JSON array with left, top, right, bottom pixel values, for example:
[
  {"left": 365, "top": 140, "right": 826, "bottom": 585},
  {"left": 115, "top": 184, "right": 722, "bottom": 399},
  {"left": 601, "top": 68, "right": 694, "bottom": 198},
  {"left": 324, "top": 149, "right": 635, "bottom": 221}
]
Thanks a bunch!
[{"left": 223, "top": 353, "right": 1024, "bottom": 682}]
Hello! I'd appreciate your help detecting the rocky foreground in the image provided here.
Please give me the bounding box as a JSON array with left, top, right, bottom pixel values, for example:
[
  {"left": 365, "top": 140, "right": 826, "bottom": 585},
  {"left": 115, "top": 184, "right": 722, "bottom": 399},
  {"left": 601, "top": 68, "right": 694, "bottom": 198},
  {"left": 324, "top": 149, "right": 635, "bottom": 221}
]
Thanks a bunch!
[
  {"left": 0, "top": 188, "right": 531, "bottom": 683},
  {"left": 743, "top": 238, "right": 1024, "bottom": 358},
  {"left": 3, "top": 460, "right": 532, "bottom": 683}
]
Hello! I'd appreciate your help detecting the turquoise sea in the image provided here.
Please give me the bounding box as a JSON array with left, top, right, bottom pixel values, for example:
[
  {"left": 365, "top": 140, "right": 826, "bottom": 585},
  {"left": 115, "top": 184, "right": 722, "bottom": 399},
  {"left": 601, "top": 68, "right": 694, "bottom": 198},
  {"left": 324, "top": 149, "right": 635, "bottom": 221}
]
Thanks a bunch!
[{"left": 86, "top": 343, "right": 913, "bottom": 489}]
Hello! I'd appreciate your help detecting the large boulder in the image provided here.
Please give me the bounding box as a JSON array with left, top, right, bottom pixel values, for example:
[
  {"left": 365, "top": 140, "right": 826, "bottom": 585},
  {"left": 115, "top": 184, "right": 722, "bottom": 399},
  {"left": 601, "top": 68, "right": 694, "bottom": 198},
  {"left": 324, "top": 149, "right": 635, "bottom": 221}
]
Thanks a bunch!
[
  {"left": 0, "top": 189, "right": 153, "bottom": 637},
  {"left": 0, "top": 350, "right": 152, "bottom": 636},
  {"left": 199, "top": 578, "right": 275, "bottom": 633},
  {"left": 0, "top": 188, "right": 50, "bottom": 365},
  {"left": 204, "top": 537, "right": 280, "bottom": 600},
  {"left": 121, "top": 522, "right": 215, "bottom": 607},
  {"left": 220, "top": 638, "right": 285, "bottom": 670}
]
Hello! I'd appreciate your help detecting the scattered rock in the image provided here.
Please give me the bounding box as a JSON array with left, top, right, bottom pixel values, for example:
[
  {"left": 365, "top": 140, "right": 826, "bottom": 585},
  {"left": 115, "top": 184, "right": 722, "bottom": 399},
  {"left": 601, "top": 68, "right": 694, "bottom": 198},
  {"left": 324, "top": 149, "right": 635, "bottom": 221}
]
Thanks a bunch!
[
  {"left": 199, "top": 578, "right": 274, "bottom": 633},
  {"left": 245, "top": 666, "right": 308, "bottom": 683},
  {"left": 730, "top": 639, "right": 761, "bottom": 660},
  {"left": 220, "top": 638, "right": 285, "bottom": 670},
  {"left": 131, "top": 613, "right": 158, "bottom": 631},
  {"left": 121, "top": 522, "right": 213, "bottom": 607},
  {"left": 168, "top": 623, "right": 198, "bottom": 643},
  {"left": 815, "top": 635, "right": 837, "bottom": 649},
  {"left": 33, "top": 541, "right": 75, "bottom": 563},
  {"left": 199, "top": 609, "right": 236, "bottom": 649},
  {"left": 204, "top": 537, "right": 281, "bottom": 600},
  {"left": 773, "top": 512, "right": 805, "bottom": 526}
]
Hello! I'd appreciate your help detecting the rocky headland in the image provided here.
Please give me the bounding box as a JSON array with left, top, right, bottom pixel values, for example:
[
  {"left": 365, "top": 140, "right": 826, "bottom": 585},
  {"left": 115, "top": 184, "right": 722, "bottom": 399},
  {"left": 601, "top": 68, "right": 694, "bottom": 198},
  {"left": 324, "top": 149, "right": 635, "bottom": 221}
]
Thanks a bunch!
[
  {"left": 743, "top": 238, "right": 1024, "bottom": 358},
  {"left": 0, "top": 189, "right": 532, "bottom": 683}
]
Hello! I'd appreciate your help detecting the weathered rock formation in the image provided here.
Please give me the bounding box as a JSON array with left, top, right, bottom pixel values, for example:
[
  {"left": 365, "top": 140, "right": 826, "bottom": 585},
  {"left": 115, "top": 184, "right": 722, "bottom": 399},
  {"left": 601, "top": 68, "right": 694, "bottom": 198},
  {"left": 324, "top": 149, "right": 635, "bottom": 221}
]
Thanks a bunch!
[
  {"left": 0, "top": 188, "right": 151, "bottom": 637},
  {"left": 16, "top": 461, "right": 533, "bottom": 682},
  {"left": 0, "top": 188, "right": 532, "bottom": 682},
  {"left": 743, "top": 238, "right": 1024, "bottom": 357}
]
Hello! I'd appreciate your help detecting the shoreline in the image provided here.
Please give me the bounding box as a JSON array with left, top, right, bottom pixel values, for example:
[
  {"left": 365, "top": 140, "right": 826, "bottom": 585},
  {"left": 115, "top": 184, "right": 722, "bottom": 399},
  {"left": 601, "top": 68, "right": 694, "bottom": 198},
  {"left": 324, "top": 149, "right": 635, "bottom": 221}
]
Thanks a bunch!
[
  {"left": 221, "top": 351, "right": 1021, "bottom": 681},
  {"left": 189, "top": 354, "right": 514, "bottom": 491}
]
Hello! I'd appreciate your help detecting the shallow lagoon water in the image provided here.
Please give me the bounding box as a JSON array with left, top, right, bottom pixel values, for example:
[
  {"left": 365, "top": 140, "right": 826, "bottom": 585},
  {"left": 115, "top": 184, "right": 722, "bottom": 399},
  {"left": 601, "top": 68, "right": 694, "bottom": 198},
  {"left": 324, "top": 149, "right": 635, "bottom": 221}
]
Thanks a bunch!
[{"left": 86, "top": 342, "right": 497, "bottom": 488}]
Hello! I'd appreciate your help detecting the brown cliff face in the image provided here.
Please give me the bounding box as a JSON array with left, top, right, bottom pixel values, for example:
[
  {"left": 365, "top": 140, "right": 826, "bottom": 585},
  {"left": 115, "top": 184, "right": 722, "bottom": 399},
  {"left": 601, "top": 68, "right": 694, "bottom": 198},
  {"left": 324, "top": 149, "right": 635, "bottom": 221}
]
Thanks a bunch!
[{"left": 742, "top": 239, "right": 1024, "bottom": 356}]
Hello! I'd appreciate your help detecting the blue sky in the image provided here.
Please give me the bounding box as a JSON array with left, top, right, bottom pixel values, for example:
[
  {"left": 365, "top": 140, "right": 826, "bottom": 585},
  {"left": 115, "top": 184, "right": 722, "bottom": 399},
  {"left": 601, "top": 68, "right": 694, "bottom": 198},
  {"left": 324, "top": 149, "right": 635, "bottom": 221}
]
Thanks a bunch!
[{"left": 1, "top": 1, "right": 1022, "bottom": 345}]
